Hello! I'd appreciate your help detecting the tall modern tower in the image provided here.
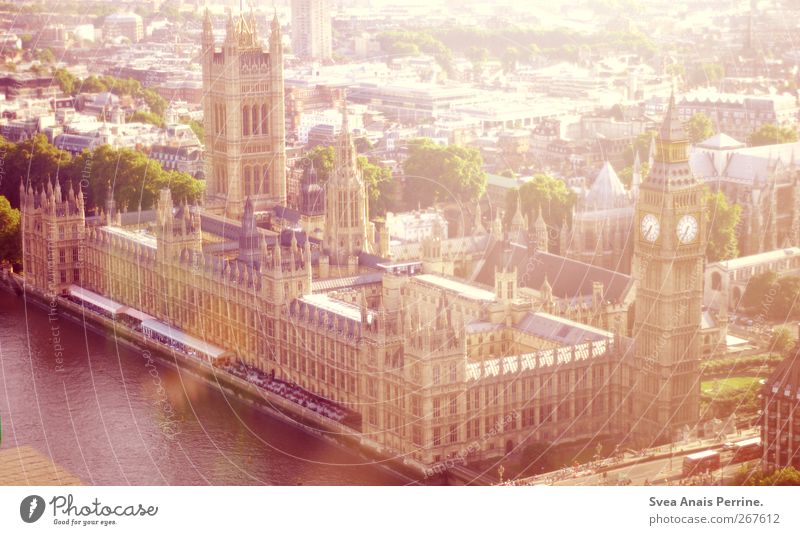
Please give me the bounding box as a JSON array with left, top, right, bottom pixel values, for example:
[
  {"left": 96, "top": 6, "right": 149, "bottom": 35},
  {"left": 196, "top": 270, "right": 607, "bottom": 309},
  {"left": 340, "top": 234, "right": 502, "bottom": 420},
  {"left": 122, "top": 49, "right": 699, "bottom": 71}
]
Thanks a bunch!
[
  {"left": 201, "top": 9, "right": 287, "bottom": 218},
  {"left": 291, "top": 0, "right": 332, "bottom": 61},
  {"left": 632, "top": 93, "right": 707, "bottom": 445}
]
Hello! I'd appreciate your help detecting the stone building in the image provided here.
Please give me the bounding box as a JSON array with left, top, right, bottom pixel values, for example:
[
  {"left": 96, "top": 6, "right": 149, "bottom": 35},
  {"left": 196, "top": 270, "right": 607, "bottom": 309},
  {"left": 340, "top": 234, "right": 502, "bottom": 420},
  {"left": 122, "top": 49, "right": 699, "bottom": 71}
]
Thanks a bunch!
[
  {"left": 201, "top": 9, "right": 287, "bottom": 216},
  {"left": 565, "top": 161, "right": 637, "bottom": 274},
  {"left": 762, "top": 338, "right": 800, "bottom": 472},
  {"left": 631, "top": 93, "right": 707, "bottom": 444},
  {"left": 17, "top": 12, "right": 712, "bottom": 471},
  {"left": 690, "top": 134, "right": 800, "bottom": 257}
]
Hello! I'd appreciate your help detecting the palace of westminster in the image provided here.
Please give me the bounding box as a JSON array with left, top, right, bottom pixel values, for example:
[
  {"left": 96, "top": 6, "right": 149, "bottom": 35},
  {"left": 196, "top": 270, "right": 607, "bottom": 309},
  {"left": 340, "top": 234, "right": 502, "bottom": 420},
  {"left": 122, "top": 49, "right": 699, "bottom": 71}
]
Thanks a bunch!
[{"left": 18, "top": 12, "right": 709, "bottom": 468}]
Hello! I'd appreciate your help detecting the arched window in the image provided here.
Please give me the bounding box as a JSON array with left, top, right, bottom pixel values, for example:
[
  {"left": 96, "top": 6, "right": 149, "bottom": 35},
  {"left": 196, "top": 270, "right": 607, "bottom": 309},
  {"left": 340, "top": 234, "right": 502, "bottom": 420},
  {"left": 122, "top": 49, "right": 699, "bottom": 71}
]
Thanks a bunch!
[
  {"left": 252, "top": 106, "right": 259, "bottom": 135},
  {"left": 261, "top": 104, "right": 268, "bottom": 135},
  {"left": 253, "top": 166, "right": 261, "bottom": 195},
  {"left": 244, "top": 166, "right": 252, "bottom": 196},
  {"left": 261, "top": 166, "right": 269, "bottom": 194},
  {"left": 711, "top": 272, "right": 722, "bottom": 291},
  {"left": 242, "top": 105, "right": 250, "bottom": 136}
]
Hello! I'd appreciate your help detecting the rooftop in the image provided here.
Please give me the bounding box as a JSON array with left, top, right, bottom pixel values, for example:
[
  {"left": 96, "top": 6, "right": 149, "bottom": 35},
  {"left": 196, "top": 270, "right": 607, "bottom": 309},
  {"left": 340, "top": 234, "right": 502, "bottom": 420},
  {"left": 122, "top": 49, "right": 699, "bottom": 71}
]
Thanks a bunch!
[
  {"left": 711, "top": 247, "right": 800, "bottom": 271},
  {"left": 413, "top": 273, "right": 497, "bottom": 302}
]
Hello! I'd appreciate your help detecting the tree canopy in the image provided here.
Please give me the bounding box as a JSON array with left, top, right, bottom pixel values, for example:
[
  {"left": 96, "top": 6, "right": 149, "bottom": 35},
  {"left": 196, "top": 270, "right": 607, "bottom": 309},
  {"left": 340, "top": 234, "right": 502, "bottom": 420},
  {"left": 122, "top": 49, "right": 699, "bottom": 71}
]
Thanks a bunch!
[
  {"left": 747, "top": 123, "right": 799, "bottom": 147},
  {"left": 505, "top": 174, "right": 575, "bottom": 250},
  {"left": 0, "top": 195, "right": 21, "bottom": 267},
  {"left": 704, "top": 189, "right": 741, "bottom": 262},
  {"left": 741, "top": 270, "right": 800, "bottom": 320},
  {"left": 401, "top": 138, "right": 486, "bottom": 209},
  {"left": 0, "top": 134, "right": 204, "bottom": 213},
  {"left": 297, "top": 145, "right": 395, "bottom": 218},
  {"left": 686, "top": 112, "right": 715, "bottom": 144},
  {"left": 741, "top": 271, "right": 778, "bottom": 312}
]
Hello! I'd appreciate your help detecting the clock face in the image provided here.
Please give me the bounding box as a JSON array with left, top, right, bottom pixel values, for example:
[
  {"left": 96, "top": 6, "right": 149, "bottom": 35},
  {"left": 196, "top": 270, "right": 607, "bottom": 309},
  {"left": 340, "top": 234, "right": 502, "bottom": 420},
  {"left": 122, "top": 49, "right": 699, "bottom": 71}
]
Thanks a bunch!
[
  {"left": 640, "top": 213, "right": 660, "bottom": 242},
  {"left": 676, "top": 214, "right": 699, "bottom": 244}
]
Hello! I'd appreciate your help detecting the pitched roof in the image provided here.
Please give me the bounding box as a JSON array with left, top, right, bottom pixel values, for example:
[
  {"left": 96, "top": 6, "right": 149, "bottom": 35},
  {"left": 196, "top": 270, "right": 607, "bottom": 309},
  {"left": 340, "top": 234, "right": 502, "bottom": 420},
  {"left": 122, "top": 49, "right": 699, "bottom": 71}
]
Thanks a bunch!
[
  {"left": 697, "top": 133, "right": 745, "bottom": 150},
  {"left": 584, "top": 162, "right": 627, "bottom": 209},
  {"left": 660, "top": 92, "right": 687, "bottom": 141},
  {"left": 475, "top": 240, "right": 632, "bottom": 304}
]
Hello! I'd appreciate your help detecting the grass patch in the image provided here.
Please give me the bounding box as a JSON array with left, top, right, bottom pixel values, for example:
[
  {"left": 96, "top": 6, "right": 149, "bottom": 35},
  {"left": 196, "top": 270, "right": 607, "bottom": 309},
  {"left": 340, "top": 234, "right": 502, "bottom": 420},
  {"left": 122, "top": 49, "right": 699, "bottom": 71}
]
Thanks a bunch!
[{"left": 701, "top": 377, "right": 762, "bottom": 396}]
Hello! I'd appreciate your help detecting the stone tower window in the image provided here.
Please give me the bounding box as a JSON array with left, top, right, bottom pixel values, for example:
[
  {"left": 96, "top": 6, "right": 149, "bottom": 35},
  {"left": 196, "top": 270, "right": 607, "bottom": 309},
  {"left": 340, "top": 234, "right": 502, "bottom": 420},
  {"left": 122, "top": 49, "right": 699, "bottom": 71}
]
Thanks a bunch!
[{"left": 242, "top": 105, "right": 250, "bottom": 136}]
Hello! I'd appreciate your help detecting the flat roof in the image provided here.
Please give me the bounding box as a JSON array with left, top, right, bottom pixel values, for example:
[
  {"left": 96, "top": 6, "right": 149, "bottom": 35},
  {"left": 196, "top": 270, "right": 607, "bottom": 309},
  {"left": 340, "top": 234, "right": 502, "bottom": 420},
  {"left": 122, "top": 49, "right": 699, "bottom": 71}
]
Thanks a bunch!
[
  {"left": 68, "top": 285, "right": 125, "bottom": 314},
  {"left": 413, "top": 273, "right": 496, "bottom": 302},
  {"left": 713, "top": 247, "right": 800, "bottom": 271},
  {"left": 299, "top": 293, "right": 362, "bottom": 323},
  {"left": 141, "top": 319, "right": 229, "bottom": 359},
  {"left": 101, "top": 225, "right": 157, "bottom": 250},
  {"left": 120, "top": 306, "right": 155, "bottom": 322}
]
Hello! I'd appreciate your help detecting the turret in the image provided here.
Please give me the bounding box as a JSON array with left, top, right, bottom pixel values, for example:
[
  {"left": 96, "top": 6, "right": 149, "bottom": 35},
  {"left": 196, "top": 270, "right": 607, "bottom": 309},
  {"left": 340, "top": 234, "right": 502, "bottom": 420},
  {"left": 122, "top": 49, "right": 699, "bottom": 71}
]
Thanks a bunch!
[{"left": 533, "top": 207, "right": 548, "bottom": 252}]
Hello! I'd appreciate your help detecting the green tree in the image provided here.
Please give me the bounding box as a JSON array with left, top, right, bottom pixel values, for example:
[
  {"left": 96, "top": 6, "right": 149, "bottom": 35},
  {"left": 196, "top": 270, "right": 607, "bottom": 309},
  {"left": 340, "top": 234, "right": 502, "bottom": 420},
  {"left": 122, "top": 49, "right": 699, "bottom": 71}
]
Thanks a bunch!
[
  {"left": 687, "top": 112, "right": 715, "bottom": 144},
  {"left": 358, "top": 156, "right": 394, "bottom": 218},
  {"left": 402, "top": 138, "right": 486, "bottom": 208},
  {"left": 129, "top": 110, "right": 165, "bottom": 128},
  {"left": 53, "top": 68, "right": 78, "bottom": 95},
  {"left": 506, "top": 173, "right": 576, "bottom": 233},
  {"left": 35, "top": 48, "right": 55, "bottom": 64},
  {"left": 617, "top": 161, "right": 649, "bottom": 188},
  {"left": 142, "top": 88, "right": 167, "bottom": 118},
  {"left": 80, "top": 75, "right": 109, "bottom": 93},
  {"left": 744, "top": 467, "right": 800, "bottom": 486},
  {"left": 0, "top": 195, "right": 21, "bottom": 267},
  {"left": 181, "top": 118, "right": 204, "bottom": 141},
  {"left": 705, "top": 189, "right": 741, "bottom": 262},
  {"left": 501, "top": 46, "right": 520, "bottom": 73},
  {"left": 747, "top": 123, "right": 799, "bottom": 146},
  {"left": 300, "top": 145, "right": 335, "bottom": 180},
  {"left": 742, "top": 271, "right": 778, "bottom": 312},
  {"left": 0, "top": 134, "right": 72, "bottom": 208},
  {"left": 354, "top": 136, "right": 373, "bottom": 154},
  {"left": 465, "top": 45, "right": 489, "bottom": 77},
  {"left": 774, "top": 275, "right": 800, "bottom": 320},
  {"left": 769, "top": 326, "right": 795, "bottom": 355}
]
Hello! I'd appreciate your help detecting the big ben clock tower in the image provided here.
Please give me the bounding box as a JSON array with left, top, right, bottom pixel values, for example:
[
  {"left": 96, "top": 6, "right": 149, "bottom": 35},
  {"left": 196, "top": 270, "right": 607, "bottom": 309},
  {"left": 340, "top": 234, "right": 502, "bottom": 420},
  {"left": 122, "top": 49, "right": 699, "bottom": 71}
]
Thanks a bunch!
[{"left": 632, "top": 92, "right": 707, "bottom": 444}]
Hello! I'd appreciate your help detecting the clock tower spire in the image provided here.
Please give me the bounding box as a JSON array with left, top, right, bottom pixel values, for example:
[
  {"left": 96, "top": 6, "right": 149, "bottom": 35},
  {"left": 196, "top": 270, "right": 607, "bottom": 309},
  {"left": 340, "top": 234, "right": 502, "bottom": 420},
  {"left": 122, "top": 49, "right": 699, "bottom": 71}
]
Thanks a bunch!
[{"left": 632, "top": 91, "right": 707, "bottom": 445}]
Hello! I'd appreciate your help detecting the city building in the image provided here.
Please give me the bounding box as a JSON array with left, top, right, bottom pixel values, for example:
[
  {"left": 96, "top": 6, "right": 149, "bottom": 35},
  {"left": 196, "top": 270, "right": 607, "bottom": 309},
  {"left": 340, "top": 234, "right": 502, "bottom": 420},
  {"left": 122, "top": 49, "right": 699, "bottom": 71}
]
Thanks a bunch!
[
  {"left": 690, "top": 134, "right": 800, "bottom": 257},
  {"left": 291, "top": 0, "right": 333, "bottom": 61},
  {"left": 761, "top": 338, "right": 800, "bottom": 472},
  {"left": 102, "top": 12, "right": 144, "bottom": 43},
  {"left": 678, "top": 91, "right": 799, "bottom": 142},
  {"left": 385, "top": 209, "right": 448, "bottom": 244}
]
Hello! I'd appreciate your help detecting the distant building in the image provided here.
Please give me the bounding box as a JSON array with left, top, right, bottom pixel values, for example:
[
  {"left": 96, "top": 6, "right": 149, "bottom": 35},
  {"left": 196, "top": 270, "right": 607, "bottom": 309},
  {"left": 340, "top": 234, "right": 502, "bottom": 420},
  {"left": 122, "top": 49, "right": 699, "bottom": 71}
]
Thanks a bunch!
[
  {"left": 678, "top": 92, "right": 799, "bottom": 142},
  {"left": 386, "top": 209, "right": 448, "bottom": 244},
  {"left": 103, "top": 12, "right": 144, "bottom": 43},
  {"left": 291, "top": 0, "right": 332, "bottom": 61}
]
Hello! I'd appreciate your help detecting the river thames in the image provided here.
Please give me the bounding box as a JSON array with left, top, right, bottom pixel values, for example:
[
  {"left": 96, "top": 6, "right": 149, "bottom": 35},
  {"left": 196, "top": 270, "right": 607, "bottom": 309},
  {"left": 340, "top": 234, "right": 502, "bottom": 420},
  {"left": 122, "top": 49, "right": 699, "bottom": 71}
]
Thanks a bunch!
[{"left": 0, "top": 291, "right": 408, "bottom": 485}]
